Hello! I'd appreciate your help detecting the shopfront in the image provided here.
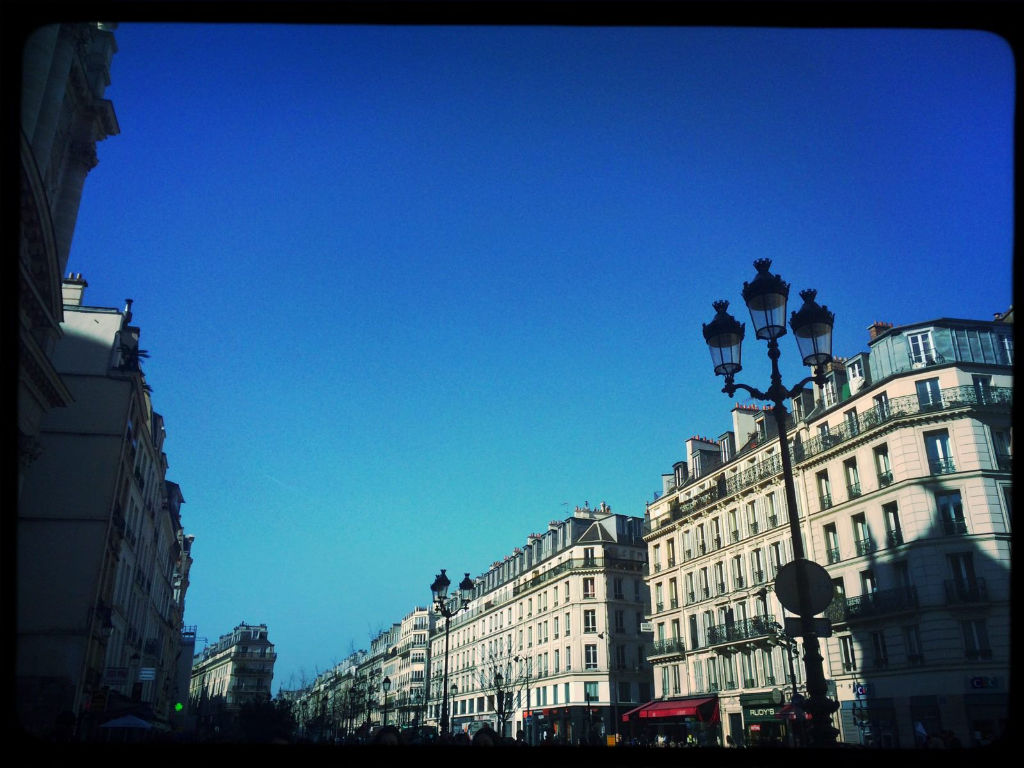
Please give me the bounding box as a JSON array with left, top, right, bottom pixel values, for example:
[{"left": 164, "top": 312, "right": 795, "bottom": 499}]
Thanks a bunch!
[
  {"left": 620, "top": 696, "right": 720, "bottom": 745},
  {"left": 740, "top": 691, "right": 810, "bottom": 747}
]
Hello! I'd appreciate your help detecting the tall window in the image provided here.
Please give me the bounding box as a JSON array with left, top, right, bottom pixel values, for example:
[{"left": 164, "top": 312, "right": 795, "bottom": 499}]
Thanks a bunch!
[
  {"left": 844, "top": 458, "right": 861, "bottom": 498},
  {"left": 817, "top": 470, "right": 832, "bottom": 509},
  {"left": 924, "top": 429, "right": 955, "bottom": 474},
  {"left": 669, "top": 578, "right": 679, "bottom": 608},
  {"left": 874, "top": 443, "right": 893, "bottom": 486},
  {"left": 583, "top": 578, "right": 596, "bottom": 599},
  {"left": 903, "top": 625, "right": 923, "bottom": 665},
  {"left": 936, "top": 491, "right": 967, "bottom": 535},
  {"left": 916, "top": 377, "right": 942, "bottom": 410},
  {"left": 871, "top": 631, "right": 889, "bottom": 668},
  {"left": 844, "top": 407, "right": 859, "bottom": 437},
  {"left": 769, "top": 542, "right": 784, "bottom": 577},
  {"left": 873, "top": 391, "right": 890, "bottom": 420},
  {"left": 962, "top": 619, "right": 992, "bottom": 659},
  {"left": 840, "top": 635, "right": 857, "bottom": 672},
  {"left": 654, "top": 583, "right": 664, "bottom": 611},
  {"left": 750, "top": 550, "right": 766, "bottom": 583},
  {"left": 666, "top": 539, "right": 676, "bottom": 566},
  {"left": 972, "top": 374, "right": 993, "bottom": 404},
  {"left": 765, "top": 494, "right": 778, "bottom": 528},
  {"left": 824, "top": 524, "right": 840, "bottom": 564},
  {"left": 883, "top": 502, "right": 903, "bottom": 547},
  {"left": 746, "top": 501, "right": 759, "bottom": 534},
  {"left": 732, "top": 555, "right": 745, "bottom": 588},
  {"left": 584, "top": 644, "right": 598, "bottom": 670},
  {"left": 852, "top": 514, "right": 872, "bottom": 556},
  {"left": 652, "top": 544, "right": 661, "bottom": 572},
  {"left": 908, "top": 331, "right": 936, "bottom": 365}
]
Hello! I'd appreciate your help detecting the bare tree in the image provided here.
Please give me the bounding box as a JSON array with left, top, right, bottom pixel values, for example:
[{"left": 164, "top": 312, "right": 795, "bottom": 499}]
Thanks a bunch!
[{"left": 474, "top": 636, "right": 530, "bottom": 739}]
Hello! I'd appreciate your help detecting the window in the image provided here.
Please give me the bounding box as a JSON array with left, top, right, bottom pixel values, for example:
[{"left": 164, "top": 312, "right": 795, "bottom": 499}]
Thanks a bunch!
[
  {"left": 908, "top": 331, "right": 936, "bottom": 365},
  {"left": 924, "top": 429, "right": 955, "bottom": 474},
  {"left": 699, "top": 567, "right": 710, "bottom": 598},
  {"left": 584, "top": 609, "right": 597, "bottom": 633},
  {"left": 852, "top": 514, "right": 872, "bottom": 556},
  {"left": 916, "top": 377, "right": 942, "bottom": 410},
  {"left": 823, "top": 379, "right": 838, "bottom": 408},
  {"left": 564, "top": 613, "right": 570, "bottom": 635},
  {"left": 947, "top": 552, "right": 978, "bottom": 600},
  {"left": 672, "top": 664, "right": 682, "bottom": 695},
  {"left": 991, "top": 428, "right": 1012, "bottom": 470},
  {"left": 844, "top": 459, "right": 861, "bottom": 498},
  {"left": 883, "top": 502, "right": 903, "bottom": 547},
  {"left": 652, "top": 544, "right": 661, "bottom": 572},
  {"left": 844, "top": 407, "right": 859, "bottom": 437},
  {"left": 871, "top": 631, "right": 889, "bottom": 668},
  {"left": 553, "top": 649, "right": 560, "bottom": 673},
  {"left": 565, "top": 646, "right": 571, "bottom": 670},
  {"left": 654, "top": 583, "right": 664, "bottom": 612},
  {"left": 860, "top": 569, "right": 877, "bottom": 595},
  {"left": 750, "top": 550, "right": 766, "bottom": 584},
  {"left": 732, "top": 555, "right": 745, "bottom": 588},
  {"left": 669, "top": 579, "right": 679, "bottom": 608},
  {"left": 824, "top": 524, "right": 840, "bottom": 564},
  {"left": 583, "top": 546, "right": 596, "bottom": 566},
  {"left": 873, "top": 391, "right": 890, "bottom": 420},
  {"left": 768, "top": 542, "right": 784, "bottom": 577},
  {"left": 903, "top": 625, "right": 923, "bottom": 665},
  {"left": 840, "top": 635, "right": 857, "bottom": 672},
  {"left": 553, "top": 616, "right": 559, "bottom": 639},
  {"left": 666, "top": 540, "right": 676, "bottom": 567},
  {"left": 765, "top": 494, "right": 778, "bottom": 528},
  {"left": 962, "top": 619, "right": 992, "bottom": 659},
  {"left": 817, "top": 470, "right": 832, "bottom": 509},
  {"left": 937, "top": 491, "right": 967, "bottom": 535},
  {"left": 689, "top": 615, "right": 700, "bottom": 649},
  {"left": 874, "top": 443, "right": 893, "bottom": 486},
  {"left": 848, "top": 358, "right": 864, "bottom": 380},
  {"left": 746, "top": 501, "right": 759, "bottom": 534},
  {"left": 584, "top": 644, "right": 598, "bottom": 670},
  {"left": 714, "top": 562, "right": 726, "bottom": 595},
  {"left": 972, "top": 374, "right": 993, "bottom": 404},
  {"left": 615, "top": 610, "right": 625, "bottom": 632},
  {"left": 583, "top": 578, "right": 596, "bottom": 599}
]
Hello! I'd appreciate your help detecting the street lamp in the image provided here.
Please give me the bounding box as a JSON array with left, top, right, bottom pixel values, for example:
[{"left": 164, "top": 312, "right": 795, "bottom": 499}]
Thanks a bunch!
[
  {"left": 449, "top": 683, "right": 458, "bottom": 735},
  {"left": 431, "top": 569, "right": 473, "bottom": 736},
  {"left": 702, "top": 259, "right": 839, "bottom": 747},
  {"left": 598, "top": 631, "right": 616, "bottom": 743},
  {"left": 382, "top": 676, "right": 391, "bottom": 727}
]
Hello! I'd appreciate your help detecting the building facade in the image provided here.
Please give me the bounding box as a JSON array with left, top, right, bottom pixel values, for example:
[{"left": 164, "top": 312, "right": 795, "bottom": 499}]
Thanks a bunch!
[
  {"left": 19, "top": 22, "right": 119, "bottom": 491},
  {"left": 189, "top": 622, "right": 277, "bottom": 736},
  {"left": 17, "top": 278, "right": 192, "bottom": 739},
  {"left": 638, "top": 314, "right": 1011, "bottom": 748},
  {"left": 426, "top": 504, "right": 653, "bottom": 744}
]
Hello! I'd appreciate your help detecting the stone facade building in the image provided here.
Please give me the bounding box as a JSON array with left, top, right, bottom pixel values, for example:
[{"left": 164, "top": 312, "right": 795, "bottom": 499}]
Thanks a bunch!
[{"left": 639, "top": 313, "right": 1011, "bottom": 748}]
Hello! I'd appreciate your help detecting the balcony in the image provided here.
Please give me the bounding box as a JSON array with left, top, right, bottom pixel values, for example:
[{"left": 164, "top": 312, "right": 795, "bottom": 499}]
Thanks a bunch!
[
  {"left": 752, "top": 570, "right": 766, "bottom": 585},
  {"left": 684, "top": 549, "right": 693, "bottom": 560},
  {"left": 667, "top": 557, "right": 676, "bottom": 567},
  {"left": 749, "top": 521, "right": 760, "bottom": 534},
  {"left": 713, "top": 536, "right": 723, "bottom": 551},
  {"left": 819, "top": 494, "right": 833, "bottom": 510},
  {"left": 944, "top": 578, "right": 987, "bottom": 605},
  {"left": 826, "top": 547, "right": 841, "bottom": 564},
  {"left": 943, "top": 518, "right": 969, "bottom": 536},
  {"left": 929, "top": 457, "right": 957, "bottom": 475},
  {"left": 687, "top": 591, "right": 696, "bottom": 604},
  {"left": 877, "top": 470, "right": 894, "bottom": 487},
  {"left": 654, "top": 562, "right": 662, "bottom": 572},
  {"left": 847, "top": 482, "right": 862, "bottom": 499},
  {"left": 655, "top": 602, "right": 664, "bottom": 612},
  {"left": 795, "top": 385, "right": 1011, "bottom": 464},
  {"left": 829, "top": 586, "right": 919, "bottom": 622},
  {"left": 706, "top": 615, "right": 776, "bottom": 646},
  {"left": 715, "top": 582, "right": 726, "bottom": 596},
  {"left": 854, "top": 537, "right": 875, "bottom": 556},
  {"left": 731, "top": 530, "right": 740, "bottom": 542},
  {"left": 767, "top": 515, "right": 778, "bottom": 529},
  {"left": 649, "top": 637, "right": 686, "bottom": 657},
  {"left": 701, "top": 587, "right": 710, "bottom": 600},
  {"left": 734, "top": 576, "right": 745, "bottom": 589},
  {"left": 743, "top": 678, "right": 757, "bottom": 688},
  {"left": 670, "top": 598, "right": 679, "bottom": 609},
  {"left": 698, "top": 543, "right": 707, "bottom": 555}
]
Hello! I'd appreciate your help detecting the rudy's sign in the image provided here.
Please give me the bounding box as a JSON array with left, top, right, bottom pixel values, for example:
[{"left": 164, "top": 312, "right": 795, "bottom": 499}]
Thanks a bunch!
[{"left": 746, "top": 706, "right": 781, "bottom": 721}]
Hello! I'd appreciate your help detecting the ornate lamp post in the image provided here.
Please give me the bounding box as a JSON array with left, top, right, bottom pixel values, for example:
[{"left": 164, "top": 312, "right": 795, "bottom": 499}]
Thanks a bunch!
[
  {"left": 382, "top": 675, "right": 391, "bottom": 726},
  {"left": 449, "top": 683, "right": 458, "bottom": 734},
  {"left": 494, "top": 670, "right": 508, "bottom": 738},
  {"left": 431, "top": 569, "right": 474, "bottom": 736},
  {"left": 702, "top": 259, "right": 840, "bottom": 746}
]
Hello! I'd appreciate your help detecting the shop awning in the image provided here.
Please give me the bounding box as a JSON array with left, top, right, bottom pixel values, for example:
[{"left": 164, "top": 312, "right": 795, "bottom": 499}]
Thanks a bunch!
[
  {"left": 621, "top": 697, "right": 719, "bottom": 722},
  {"left": 776, "top": 703, "right": 812, "bottom": 721}
]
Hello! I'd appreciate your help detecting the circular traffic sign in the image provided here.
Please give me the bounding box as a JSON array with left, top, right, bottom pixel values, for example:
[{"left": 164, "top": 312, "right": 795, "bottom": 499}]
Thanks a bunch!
[{"left": 774, "top": 558, "right": 834, "bottom": 615}]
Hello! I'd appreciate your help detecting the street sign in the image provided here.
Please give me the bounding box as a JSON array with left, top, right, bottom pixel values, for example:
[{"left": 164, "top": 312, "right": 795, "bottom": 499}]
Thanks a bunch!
[
  {"left": 784, "top": 616, "right": 832, "bottom": 638},
  {"left": 774, "top": 559, "right": 834, "bottom": 615},
  {"left": 640, "top": 622, "right": 653, "bottom": 633}
]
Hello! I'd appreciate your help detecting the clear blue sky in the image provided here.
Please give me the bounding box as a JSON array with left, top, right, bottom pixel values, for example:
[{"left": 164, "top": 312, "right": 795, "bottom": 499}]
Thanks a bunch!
[{"left": 66, "top": 23, "right": 1014, "bottom": 692}]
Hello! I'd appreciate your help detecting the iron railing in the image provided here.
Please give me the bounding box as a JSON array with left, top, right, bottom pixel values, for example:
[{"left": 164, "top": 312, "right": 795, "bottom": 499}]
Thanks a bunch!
[
  {"left": 944, "top": 578, "right": 987, "bottom": 604},
  {"left": 706, "top": 615, "right": 776, "bottom": 646},
  {"left": 825, "top": 587, "right": 918, "bottom": 622}
]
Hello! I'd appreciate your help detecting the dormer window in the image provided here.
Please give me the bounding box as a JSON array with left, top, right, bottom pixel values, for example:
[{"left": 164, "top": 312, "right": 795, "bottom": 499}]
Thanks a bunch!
[
  {"left": 847, "top": 359, "right": 864, "bottom": 380},
  {"left": 908, "top": 331, "right": 936, "bottom": 366}
]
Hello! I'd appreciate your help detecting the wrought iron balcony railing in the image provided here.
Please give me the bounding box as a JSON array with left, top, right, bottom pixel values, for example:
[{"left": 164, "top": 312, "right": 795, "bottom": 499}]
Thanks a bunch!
[
  {"left": 826, "top": 546, "right": 841, "bottom": 564},
  {"left": 649, "top": 637, "right": 686, "bottom": 657},
  {"left": 943, "top": 518, "right": 969, "bottom": 536},
  {"left": 819, "top": 493, "right": 833, "bottom": 510},
  {"left": 706, "top": 615, "right": 776, "bottom": 646},
  {"left": 929, "top": 457, "right": 957, "bottom": 475},
  {"left": 646, "top": 385, "right": 1011, "bottom": 534},
  {"left": 826, "top": 586, "right": 919, "bottom": 622},
  {"left": 847, "top": 482, "right": 862, "bottom": 499},
  {"left": 854, "top": 537, "right": 875, "bottom": 556},
  {"left": 944, "top": 578, "right": 987, "bottom": 604},
  {"left": 877, "top": 470, "right": 894, "bottom": 487},
  {"left": 886, "top": 530, "right": 904, "bottom": 547}
]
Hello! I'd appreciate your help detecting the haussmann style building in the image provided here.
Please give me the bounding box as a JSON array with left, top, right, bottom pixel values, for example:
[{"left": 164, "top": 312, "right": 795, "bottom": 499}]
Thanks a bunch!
[{"left": 634, "top": 312, "right": 1011, "bottom": 748}]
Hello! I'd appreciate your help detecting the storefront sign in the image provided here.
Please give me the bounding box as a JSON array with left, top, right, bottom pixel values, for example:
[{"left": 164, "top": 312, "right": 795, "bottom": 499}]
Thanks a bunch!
[{"left": 968, "top": 676, "right": 1000, "bottom": 690}]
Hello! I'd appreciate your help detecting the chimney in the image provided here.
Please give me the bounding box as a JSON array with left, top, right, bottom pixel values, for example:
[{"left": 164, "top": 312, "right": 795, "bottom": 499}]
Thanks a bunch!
[
  {"left": 61, "top": 273, "right": 88, "bottom": 306},
  {"left": 867, "top": 321, "right": 893, "bottom": 341}
]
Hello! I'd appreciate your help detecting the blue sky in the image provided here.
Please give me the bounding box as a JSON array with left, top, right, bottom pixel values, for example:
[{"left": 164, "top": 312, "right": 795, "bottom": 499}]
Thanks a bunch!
[{"left": 66, "top": 23, "right": 1014, "bottom": 691}]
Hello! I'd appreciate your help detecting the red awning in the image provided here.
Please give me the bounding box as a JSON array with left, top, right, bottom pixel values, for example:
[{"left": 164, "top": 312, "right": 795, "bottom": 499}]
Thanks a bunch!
[
  {"left": 621, "top": 697, "right": 719, "bottom": 722},
  {"left": 776, "top": 703, "right": 812, "bottom": 720}
]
